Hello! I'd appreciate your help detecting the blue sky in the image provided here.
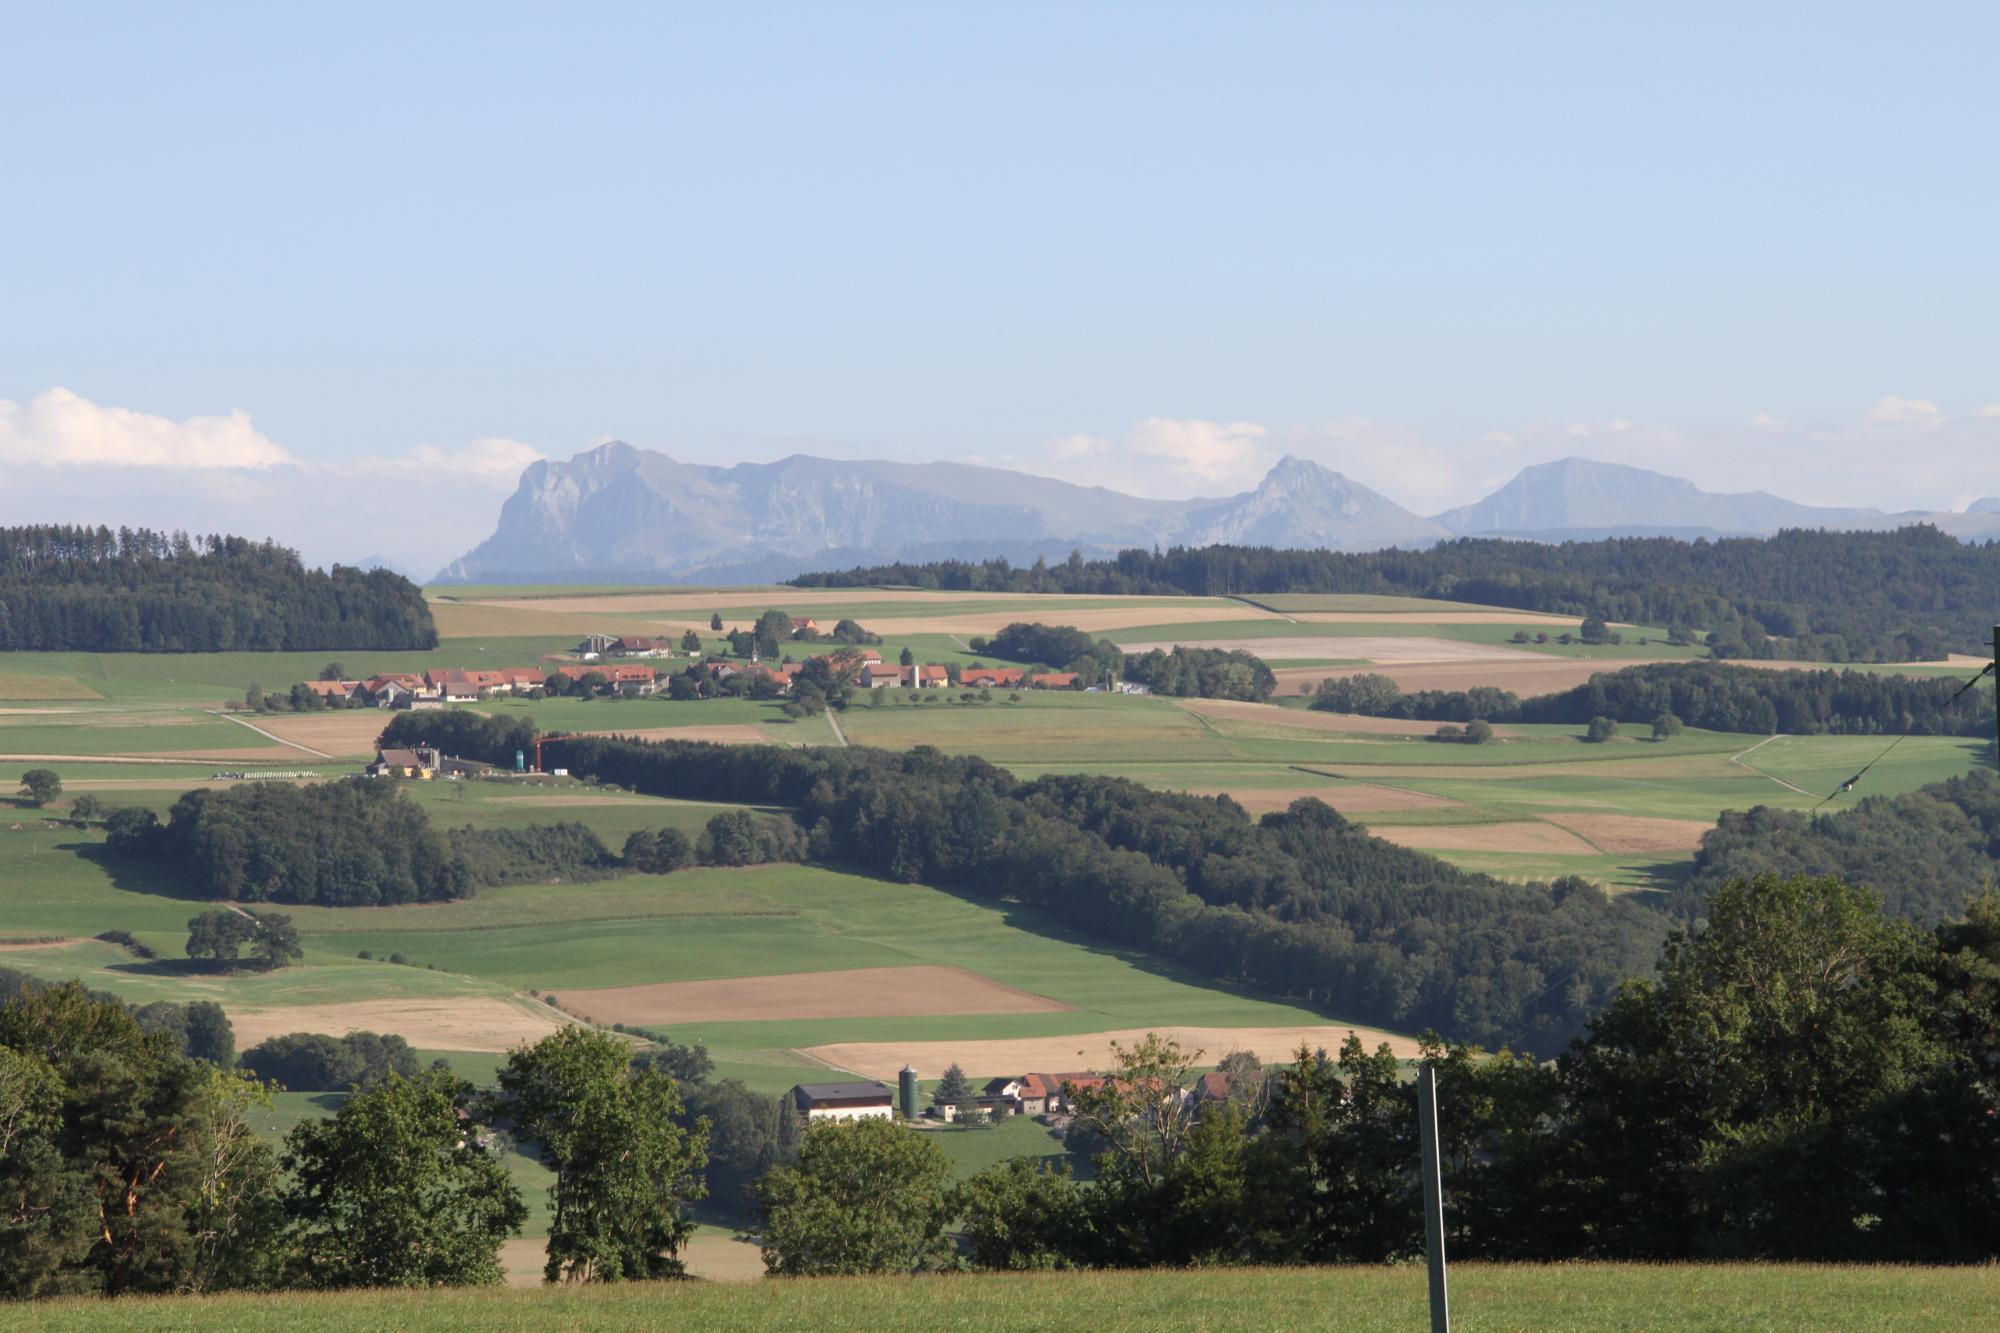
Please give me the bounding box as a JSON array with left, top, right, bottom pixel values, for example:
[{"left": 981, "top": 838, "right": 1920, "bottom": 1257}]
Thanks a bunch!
[{"left": 2, "top": 4, "right": 1996, "bottom": 569}]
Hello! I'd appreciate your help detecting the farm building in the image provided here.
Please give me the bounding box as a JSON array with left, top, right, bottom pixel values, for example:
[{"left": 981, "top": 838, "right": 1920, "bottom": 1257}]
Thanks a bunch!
[
  {"left": 367, "top": 746, "right": 438, "bottom": 779},
  {"left": 791, "top": 1080, "right": 896, "bottom": 1122},
  {"left": 1027, "top": 672, "right": 1079, "bottom": 690},
  {"left": 961, "top": 667, "right": 1026, "bottom": 688}
]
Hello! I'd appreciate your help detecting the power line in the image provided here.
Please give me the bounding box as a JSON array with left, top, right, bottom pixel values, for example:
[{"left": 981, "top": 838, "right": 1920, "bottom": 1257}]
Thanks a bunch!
[{"left": 1808, "top": 661, "right": 1995, "bottom": 812}]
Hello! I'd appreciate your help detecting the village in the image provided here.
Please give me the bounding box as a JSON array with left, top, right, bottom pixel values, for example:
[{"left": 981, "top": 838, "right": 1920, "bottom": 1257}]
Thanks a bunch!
[{"left": 291, "top": 622, "right": 1099, "bottom": 714}]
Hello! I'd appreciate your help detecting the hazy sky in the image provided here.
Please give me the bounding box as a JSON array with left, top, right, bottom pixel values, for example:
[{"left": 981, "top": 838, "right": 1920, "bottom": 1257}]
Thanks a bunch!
[{"left": 3, "top": 4, "right": 1996, "bottom": 572}]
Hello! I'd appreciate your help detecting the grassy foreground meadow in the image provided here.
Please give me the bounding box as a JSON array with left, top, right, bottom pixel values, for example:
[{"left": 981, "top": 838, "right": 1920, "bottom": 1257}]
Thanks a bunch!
[{"left": 18, "top": 1263, "right": 2000, "bottom": 1331}]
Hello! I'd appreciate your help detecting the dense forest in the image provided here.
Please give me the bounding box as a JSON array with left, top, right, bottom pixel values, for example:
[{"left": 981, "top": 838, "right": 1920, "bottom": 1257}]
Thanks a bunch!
[
  {"left": 794, "top": 525, "right": 2000, "bottom": 660},
  {"left": 110, "top": 781, "right": 471, "bottom": 906},
  {"left": 1682, "top": 771, "right": 2000, "bottom": 926},
  {"left": 0, "top": 525, "right": 437, "bottom": 652},
  {"left": 1311, "top": 661, "right": 1998, "bottom": 737},
  {"left": 544, "top": 735, "right": 1667, "bottom": 1053}
]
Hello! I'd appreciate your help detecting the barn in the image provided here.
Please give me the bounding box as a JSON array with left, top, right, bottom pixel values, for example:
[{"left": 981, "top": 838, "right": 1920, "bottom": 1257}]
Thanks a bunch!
[{"left": 791, "top": 1080, "right": 897, "bottom": 1122}]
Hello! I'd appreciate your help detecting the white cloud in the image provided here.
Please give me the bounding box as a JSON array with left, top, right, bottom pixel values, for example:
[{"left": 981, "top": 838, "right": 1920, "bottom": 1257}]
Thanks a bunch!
[
  {"left": 0, "top": 388, "right": 547, "bottom": 576},
  {"left": 1864, "top": 394, "right": 1946, "bottom": 427},
  {"left": 1975, "top": 404, "right": 2000, "bottom": 418},
  {"left": 1034, "top": 417, "right": 1273, "bottom": 497},
  {"left": 346, "top": 436, "right": 545, "bottom": 479},
  {"left": 0, "top": 387, "right": 295, "bottom": 468},
  {"left": 1127, "top": 418, "right": 1269, "bottom": 488},
  {"left": 1046, "top": 432, "right": 1111, "bottom": 460},
  {"left": 1750, "top": 412, "right": 1784, "bottom": 430}
]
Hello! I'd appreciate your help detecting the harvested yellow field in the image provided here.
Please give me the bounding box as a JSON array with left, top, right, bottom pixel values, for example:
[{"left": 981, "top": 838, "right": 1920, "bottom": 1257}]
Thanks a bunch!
[
  {"left": 238, "top": 711, "right": 389, "bottom": 758},
  {"left": 226, "top": 997, "right": 572, "bottom": 1052},
  {"left": 1370, "top": 822, "right": 1601, "bottom": 855},
  {"left": 1541, "top": 813, "right": 1713, "bottom": 853},
  {"left": 801, "top": 1024, "right": 1423, "bottom": 1081},
  {"left": 560, "top": 965, "right": 1071, "bottom": 1026},
  {"left": 0, "top": 676, "right": 104, "bottom": 700}
]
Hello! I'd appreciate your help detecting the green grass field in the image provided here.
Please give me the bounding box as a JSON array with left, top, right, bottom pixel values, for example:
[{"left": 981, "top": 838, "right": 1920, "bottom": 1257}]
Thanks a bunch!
[{"left": 17, "top": 1262, "right": 2000, "bottom": 1330}]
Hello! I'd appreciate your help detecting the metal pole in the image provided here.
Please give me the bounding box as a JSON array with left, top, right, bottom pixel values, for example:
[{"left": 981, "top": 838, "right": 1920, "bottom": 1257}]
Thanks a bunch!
[{"left": 1417, "top": 1061, "right": 1450, "bottom": 1333}]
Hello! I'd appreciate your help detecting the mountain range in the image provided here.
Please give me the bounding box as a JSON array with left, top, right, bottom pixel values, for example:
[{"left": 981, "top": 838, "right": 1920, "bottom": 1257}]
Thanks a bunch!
[{"left": 434, "top": 445, "right": 2000, "bottom": 584}]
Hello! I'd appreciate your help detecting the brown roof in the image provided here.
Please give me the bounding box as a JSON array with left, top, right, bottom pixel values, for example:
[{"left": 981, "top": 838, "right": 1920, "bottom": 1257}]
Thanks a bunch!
[{"left": 375, "top": 748, "right": 425, "bottom": 768}]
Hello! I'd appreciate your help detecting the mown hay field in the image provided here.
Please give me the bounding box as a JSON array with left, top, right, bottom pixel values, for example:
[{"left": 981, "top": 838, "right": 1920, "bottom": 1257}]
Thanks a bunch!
[{"left": 18, "top": 1262, "right": 2000, "bottom": 1331}]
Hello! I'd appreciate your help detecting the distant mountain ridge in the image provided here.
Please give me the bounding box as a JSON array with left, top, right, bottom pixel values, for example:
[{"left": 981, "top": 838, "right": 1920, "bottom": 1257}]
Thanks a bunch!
[
  {"left": 436, "top": 443, "right": 1441, "bottom": 583},
  {"left": 1429, "top": 457, "right": 1882, "bottom": 537},
  {"left": 435, "top": 444, "right": 2000, "bottom": 584}
]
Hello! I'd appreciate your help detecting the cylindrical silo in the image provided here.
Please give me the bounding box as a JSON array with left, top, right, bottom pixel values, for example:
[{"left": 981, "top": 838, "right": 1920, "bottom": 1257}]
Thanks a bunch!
[{"left": 899, "top": 1065, "right": 919, "bottom": 1120}]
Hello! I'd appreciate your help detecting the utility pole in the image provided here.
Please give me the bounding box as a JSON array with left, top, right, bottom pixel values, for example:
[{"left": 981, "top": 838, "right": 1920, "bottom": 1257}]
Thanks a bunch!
[
  {"left": 1992, "top": 626, "right": 1999, "bottom": 775},
  {"left": 1418, "top": 1061, "right": 1450, "bottom": 1333}
]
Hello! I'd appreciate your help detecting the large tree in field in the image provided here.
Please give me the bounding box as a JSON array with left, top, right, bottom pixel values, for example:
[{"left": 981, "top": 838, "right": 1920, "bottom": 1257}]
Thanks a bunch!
[
  {"left": 17, "top": 768, "right": 60, "bottom": 807},
  {"left": 0, "top": 981, "right": 285, "bottom": 1297},
  {"left": 282, "top": 1069, "right": 524, "bottom": 1288},
  {"left": 756, "top": 1116, "right": 956, "bottom": 1275},
  {"left": 500, "top": 1027, "right": 708, "bottom": 1282},
  {"left": 185, "top": 910, "right": 254, "bottom": 964}
]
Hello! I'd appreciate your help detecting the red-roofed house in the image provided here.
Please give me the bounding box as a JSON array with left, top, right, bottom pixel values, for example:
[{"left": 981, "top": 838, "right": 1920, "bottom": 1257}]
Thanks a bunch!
[
  {"left": 1027, "top": 672, "right": 1079, "bottom": 690},
  {"left": 862, "top": 663, "right": 904, "bottom": 688},
  {"left": 909, "top": 664, "right": 949, "bottom": 688},
  {"left": 961, "top": 667, "right": 1026, "bottom": 688},
  {"left": 302, "top": 679, "right": 359, "bottom": 703}
]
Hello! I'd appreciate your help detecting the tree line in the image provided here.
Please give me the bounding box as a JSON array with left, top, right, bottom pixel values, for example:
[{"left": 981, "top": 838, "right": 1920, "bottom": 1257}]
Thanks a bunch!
[
  {"left": 102, "top": 776, "right": 809, "bottom": 907},
  {"left": 792, "top": 525, "right": 2000, "bottom": 660},
  {"left": 1310, "top": 660, "right": 1998, "bottom": 737},
  {"left": 761, "top": 873, "right": 2000, "bottom": 1271},
  {"left": 0, "top": 525, "right": 437, "bottom": 652},
  {"left": 545, "top": 735, "right": 1667, "bottom": 1053},
  {"left": 14, "top": 872, "right": 1995, "bottom": 1299},
  {"left": 971, "top": 622, "right": 1276, "bottom": 700}
]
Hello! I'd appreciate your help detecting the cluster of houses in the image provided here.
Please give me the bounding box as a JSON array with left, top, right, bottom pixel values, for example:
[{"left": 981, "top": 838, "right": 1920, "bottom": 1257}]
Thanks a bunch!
[
  {"left": 301, "top": 664, "right": 673, "bottom": 707},
  {"left": 788, "top": 1068, "right": 1243, "bottom": 1125},
  {"left": 302, "top": 643, "right": 1098, "bottom": 714}
]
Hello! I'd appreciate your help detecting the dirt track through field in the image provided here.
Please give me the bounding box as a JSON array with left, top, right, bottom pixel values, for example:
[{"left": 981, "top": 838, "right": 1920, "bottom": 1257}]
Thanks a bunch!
[
  {"left": 227, "top": 997, "right": 572, "bottom": 1052},
  {"left": 802, "top": 1023, "right": 1423, "bottom": 1080},
  {"left": 1540, "top": 813, "right": 1713, "bottom": 853},
  {"left": 560, "top": 965, "right": 1071, "bottom": 1026}
]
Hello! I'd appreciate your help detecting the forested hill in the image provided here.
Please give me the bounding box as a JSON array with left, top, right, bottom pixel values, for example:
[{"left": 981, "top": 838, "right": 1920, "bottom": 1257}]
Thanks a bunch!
[
  {"left": 792, "top": 525, "right": 2000, "bottom": 661},
  {"left": 0, "top": 525, "right": 438, "bottom": 651},
  {"left": 1683, "top": 770, "right": 2000, "bottom": 926},
  {"left": 546, "top": 734, "right": 1668, "bottom": 1054}
]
